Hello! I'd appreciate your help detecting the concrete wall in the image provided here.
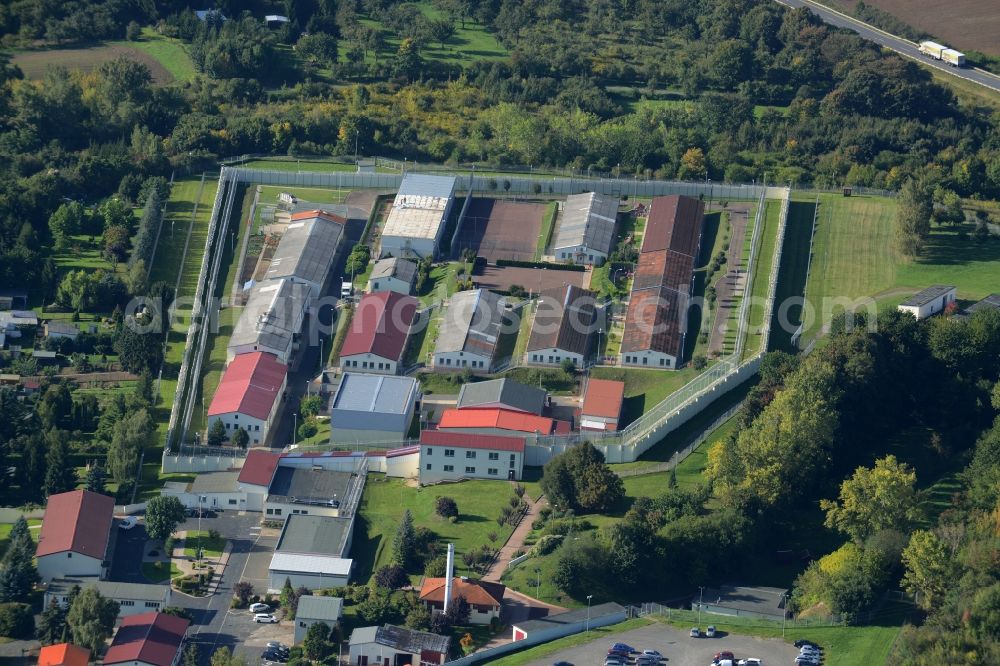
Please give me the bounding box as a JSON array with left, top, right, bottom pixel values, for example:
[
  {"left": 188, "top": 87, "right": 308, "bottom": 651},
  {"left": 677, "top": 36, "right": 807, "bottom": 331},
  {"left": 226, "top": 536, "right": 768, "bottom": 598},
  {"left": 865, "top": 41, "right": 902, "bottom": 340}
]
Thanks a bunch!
[
  {"left": 265, "top": 501, "right": 341, "bottom": 520},
  {"left": 368, "top": 276, "right": 412, "bottom": 296},
  {"left": 420, "top": 446, "right": 522, "bottom": 483},
  {"left": 330, "top": 426, "right": 410, "bottom": 445},
  {"left": 46, "top": 588, "right": 170, "bottom": 618},
  {"left": 161, "top": 451, "right": 246, "bottom": 474},
  {"left": 268, "top": 570, "right": 349, "bottom": 592},
  {"left": 386, "top": 452, "right": 420, "bottom": 479},
  {"left": 37, "top": 553, "right": 103, "bottom": 582},
  {"left": 227, "top": 340, "right": 293, "bottom": 364},
  {"left": 553, "top": 244, "right": 608, "bottom": 266},
  {"left": 379, "top": 235, "right": 436, "bottom": 260}
]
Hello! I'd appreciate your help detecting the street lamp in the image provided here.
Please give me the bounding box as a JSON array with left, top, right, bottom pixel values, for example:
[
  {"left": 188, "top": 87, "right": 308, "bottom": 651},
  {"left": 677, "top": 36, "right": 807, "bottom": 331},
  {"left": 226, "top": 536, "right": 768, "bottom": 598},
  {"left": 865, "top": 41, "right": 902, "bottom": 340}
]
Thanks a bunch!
[
  {"left": 781, "top": 592, "right": 788, "bottom": 638},
  {"left": 598, "top": 328, "right": 603, "bottom": 364},
  {"left": 697, "top": 586, "right": 705, "bottom": 627},
  {"left": 293, "top": 412, "right": 298, "bottom": 447},
  {"left": 586, "top": 595, "right": 593, "bottom": 632}
]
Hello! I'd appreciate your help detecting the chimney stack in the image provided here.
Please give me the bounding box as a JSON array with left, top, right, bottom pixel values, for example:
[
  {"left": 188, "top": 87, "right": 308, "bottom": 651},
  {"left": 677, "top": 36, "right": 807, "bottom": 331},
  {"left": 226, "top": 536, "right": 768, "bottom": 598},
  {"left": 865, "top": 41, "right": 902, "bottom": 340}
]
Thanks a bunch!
[{"left": 443, "top": 543, "right": 455, "bottom": 613}]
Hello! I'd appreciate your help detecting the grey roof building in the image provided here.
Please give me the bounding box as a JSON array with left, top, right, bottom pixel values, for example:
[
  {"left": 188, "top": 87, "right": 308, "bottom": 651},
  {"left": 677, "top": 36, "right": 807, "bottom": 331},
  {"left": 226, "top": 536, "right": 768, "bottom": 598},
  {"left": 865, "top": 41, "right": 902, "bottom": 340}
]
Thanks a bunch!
[
  {"left": 368, "top": 258, "right": 418, "bottom": 292},
  {"left": 265, "top": 210, "right": 346, "bottom": 297},
  {"left": 267, "top": 467, "right": 354, "bottom": 506},
  {"left": 527, "top": 285, "right": 598, "bottom": 359},
  {"left": 457, "top": 378, "right": 546, "bottom": 415},
  {"left": 380, "top": 174, "right": 457, "bottom": 260},
  {"left": 294, "top": 595, "right": 344, "bottom": 644},
  {"left": 899, "top": 285, "right": 957, "bottom": 308},
  {"left": 433, "top": 289, "right": 509, "bottom": 367},
  {"left": 350, "top": 625, "right": 450, "bottom": 657},
  {"left": 45, "top": 578, "right": 171, "bottom": 618},
  {"left": 229, "top": 278, "right": 309, "bottom": 362},
  {"left": 553, "top": 192, "right": 619, "bottom": 264},
  {"left": 276, "top": 514, "right": 353, "bottom": 557},
  {"left": 329, "top": 373, "right": 419, "bottom": 442},
  {"left": 957, "top": 293, "right": 1000, "bottom": 319}
]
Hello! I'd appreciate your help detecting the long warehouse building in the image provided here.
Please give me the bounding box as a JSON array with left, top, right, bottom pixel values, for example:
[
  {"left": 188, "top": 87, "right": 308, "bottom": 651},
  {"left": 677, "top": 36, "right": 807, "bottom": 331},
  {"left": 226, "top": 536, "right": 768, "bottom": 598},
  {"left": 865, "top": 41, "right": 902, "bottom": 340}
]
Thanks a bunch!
[{"left": 379, "top": 174, "right": 457, "bottom": 260}]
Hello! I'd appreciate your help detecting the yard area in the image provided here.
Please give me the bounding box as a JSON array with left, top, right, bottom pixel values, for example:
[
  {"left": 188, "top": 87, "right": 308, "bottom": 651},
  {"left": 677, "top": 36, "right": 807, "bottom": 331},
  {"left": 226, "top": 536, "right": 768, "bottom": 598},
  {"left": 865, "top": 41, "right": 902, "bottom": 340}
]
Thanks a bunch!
[
  {"left": 142, "top": 560, "right": 182, "bottom": 583},
  {"left": 590, "top": 366, "right": 710, "bottom": 426},
  {"left": 182, "top": 530, "right": 226, "bottom": 559},
  {"left": 353, "top": 474, "right": 518, "bottom": 583}
]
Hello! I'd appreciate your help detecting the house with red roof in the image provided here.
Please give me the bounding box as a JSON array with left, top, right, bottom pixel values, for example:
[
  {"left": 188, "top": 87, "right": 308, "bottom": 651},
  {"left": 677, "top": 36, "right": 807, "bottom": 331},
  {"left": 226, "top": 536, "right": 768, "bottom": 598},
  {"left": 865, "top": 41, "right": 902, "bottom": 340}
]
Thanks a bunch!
[
  {"left": 418, "top": 430, "right": 524, "bottom": 483},
  {"left": 419, "top": 577, "right": 505, "bottom": 624},
  {"left": 579, "top": 378, "right": 625, "bottom": 432},
  {"left": 103, "top": 612, "right": 190, "bottom": 666},
  {"left": 207, "top": 351, "right": 287, "bottom": 447},
  {"left": 339, "top": 291, "right": 418, "bottom": 375},
  {"left": 36, "top": 489, "right": 115, "bottom": 582},
  {"left": 37, "top": 643, "right": 90, "bottom": 666},
  {"left": 436, "top": 408, "right": 570, "bottom": 439}
]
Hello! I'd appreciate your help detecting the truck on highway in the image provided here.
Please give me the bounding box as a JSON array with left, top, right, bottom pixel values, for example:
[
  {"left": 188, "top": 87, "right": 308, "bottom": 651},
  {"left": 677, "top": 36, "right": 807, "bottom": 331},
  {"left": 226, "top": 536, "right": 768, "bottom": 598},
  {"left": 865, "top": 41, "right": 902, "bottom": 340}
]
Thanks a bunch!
[{"left": 918, "top": 40, "right": 966, "bottom": 67}]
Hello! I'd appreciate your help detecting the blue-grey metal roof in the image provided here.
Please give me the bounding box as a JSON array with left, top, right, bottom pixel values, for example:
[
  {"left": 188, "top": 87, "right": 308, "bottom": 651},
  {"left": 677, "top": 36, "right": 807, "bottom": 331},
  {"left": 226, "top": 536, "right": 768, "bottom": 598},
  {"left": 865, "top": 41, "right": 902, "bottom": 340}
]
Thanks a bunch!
[
  {"left": 265, "top": 213, "right": 345, "bottom": 290},
  {"left": 229, "top": 279, "right": 309, "bottom": 355},
  {"left": 554, "top": 192, "right": 619, "bottom": 255},
  {"left": 331, "top": 373, "right": 418, "bottom": 415},
  {"left": 296, "top": 595, "right": 344, "bottom": 622},
  {"left": 434, "top": 289, "right": 508, "bottom": 358},
  {"left": 276, "top": 514, "right": 353, "bottom": 556},
  {"left": 900, "top": 285, "right": 956, "bottom": 307},
  {"left": 397, "top": 173, "right": 457, "bottom": 199}
]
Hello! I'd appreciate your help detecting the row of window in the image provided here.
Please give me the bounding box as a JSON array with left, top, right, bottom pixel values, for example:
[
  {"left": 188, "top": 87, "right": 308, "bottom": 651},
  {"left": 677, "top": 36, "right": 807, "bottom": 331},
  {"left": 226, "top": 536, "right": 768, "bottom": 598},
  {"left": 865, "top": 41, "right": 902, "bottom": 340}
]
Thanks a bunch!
[
  {"left": 622, "top": 355, "right": 670, "bottom": 367},
  {"left": 266, "top": 508, "right": 283, "bottom": 516},
  {"left": 426, "top": 448, "right": 509, "bottom": 462},
  {"left": 119, "top": 600, "right": 162, "bottom": 608},
  {"left": 225, "top": 422, "right": 261, "bottom": 431},
  {"left": 426, "top": 464, "right": 500, "bottom": 476},
  {"left": 439, "top": 357, "right": 485, "bottom": 368},
  {"left": 531, "top": 354, "right": 569, "bottom": 364},
  {"left": 343, "top": 359, "right": 392, "bottom": 371}
]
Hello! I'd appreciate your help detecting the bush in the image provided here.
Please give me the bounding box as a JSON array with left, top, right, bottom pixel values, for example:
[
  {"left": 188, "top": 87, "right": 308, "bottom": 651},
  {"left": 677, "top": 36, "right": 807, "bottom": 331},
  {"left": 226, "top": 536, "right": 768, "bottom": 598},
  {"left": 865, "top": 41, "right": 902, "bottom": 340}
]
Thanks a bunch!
[
  {"left": 495, "top": 258, "right": 585, "bottom": 271},
  {"left": 435, "top": 496, "right": 458, "bottom": 519},
  {"left": 532, "top": 534, "right": 564, "bottom": 556}
]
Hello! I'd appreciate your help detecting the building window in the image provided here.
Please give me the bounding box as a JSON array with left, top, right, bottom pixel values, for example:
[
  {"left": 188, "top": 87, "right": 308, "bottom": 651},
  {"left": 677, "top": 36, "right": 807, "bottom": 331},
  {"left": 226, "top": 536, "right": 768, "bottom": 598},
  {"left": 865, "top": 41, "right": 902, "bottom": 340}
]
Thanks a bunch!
[
  {"left": 266, "top": 509, "right": 273, "bottom": 515},
  {"left": 488, "top": 468, "right": 498, "bottom": 476},
  {"left": 489, "top": 452, "right": 499, "bottom": 461},
  {"left": 426, "top": 448, "right": 433, "bottom": 455},
  {"left": 426, "top": 464, "right": 432, "bottom": 470},
  {"left": 121, "top": 600, "right": 135, "bottom": 607},
  {"left": 643, "top": 357, "right": 648, "bottom": 365},
  {"left": 660, "top": 358, "right": 665, "bottom": 366},
  {"left": 465, "top": 466, "right": 475, "bottom": 474},
  {"left": 67, "top": 553, "right": 72, "bottom": 558},
  {"left": 466, "top": 451, "right": 476, "bottom": 459},
  {"left": 444, "top": 449, "right": 455, "bottom": 457},
  {"left": 228, "top": 499, "right": 237, "bottom": 505},
  {"left": 255, "top": 425, "right": 260, "bottom": 431},
  {"left": 225, "top": 423, "right": 230, "bottom": 429},
  {"left": 145, "top": 602, "right": 160, "bottom": 608},
  {"left": 444, "top": 465, "right": 454, "bottom": 472},
  {"left": 273, "top": 508, "right": 282, "bottom": 516}
]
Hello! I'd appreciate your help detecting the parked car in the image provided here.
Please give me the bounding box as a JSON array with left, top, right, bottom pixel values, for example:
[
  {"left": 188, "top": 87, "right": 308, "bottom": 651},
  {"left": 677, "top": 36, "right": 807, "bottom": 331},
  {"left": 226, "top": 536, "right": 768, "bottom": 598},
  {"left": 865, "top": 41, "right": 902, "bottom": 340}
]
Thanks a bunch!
[
  {"left": 799, "top": 647, "right": 821, "bottom": 657},
  {"left": 706, "top": 625, "right": 716, "bottom": 637},
  {"left": 611, "top": 644, "right": 636, "bottom": 654},
  {"left": 254, "top": 613, "right": 278, "bottom": 623},
  {"left": 261, "top": 651, "right": 287, "bottom": 663},
  {"left": 604, "top": 659, "right": 625, "bottom": 666},
  {"left": 714, "top": 652, "right": 735, "bottom": 662},
  {"left": 794, "top": 656, "right": 819, "bottom": 666},
  {"left": 640, "top": 650, "right": 663, "bottom": 660},
  {"left": 737, "top": 659, "right": 762, "bottom": 666},
  {"left": 553, "top": 662, "right": 574, "bottom": 666},
  {"left": 249, "top": 603, "right": 271, "bottom": 613},
  {"left": 119, "top": 516, "right": 137, "bottom": 530},
  {"left": 794, "top": 641, "right": 817, "bottom": 649},
  {"left": 265, "top": 642, "right": 287, "bottom": 652},
  {"left": 635, "top": 657, "right": 657, "bottom": 665},
  {"left": 690, "top": 627, "right": 701, "bottom": 638}
]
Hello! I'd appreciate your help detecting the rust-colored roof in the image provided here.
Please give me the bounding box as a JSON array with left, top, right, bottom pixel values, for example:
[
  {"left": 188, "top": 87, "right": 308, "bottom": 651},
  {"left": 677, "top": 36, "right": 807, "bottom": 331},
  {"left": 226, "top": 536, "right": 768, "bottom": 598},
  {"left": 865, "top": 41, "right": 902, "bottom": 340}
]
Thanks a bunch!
[
  {"left": 581, "top": 379, "right": 625, "bottom": 420},
  {"left": 632, "top": 249, "right": 696, "bottom": 294},
  {"left": 340, "top": 291, "right": 418, "bottom": 362},
  {"left": 290, "top": 209, "right": 347, "bottom": 224},
  {"left": 420, "top": 430, "right": 525, "bottom": 453},
  {"left": 420, "top": 577, "right": 506, "bottom": 607},
  {"left": 526, "top": 285, "right": 597, "bottom": 357},
  {"left": 103, "top": 613, "right": 189, "bottom": 666},
  {"left": 208, "top": 351, "right": 287, "bottom": 420},
  {"left": 237, "top": 449, "right": 282, "bottom": 487},
  {"left": 35, "top": 490, "right": 114, "bottom": 559},
  {"left": 38, "top": 644, "right": 90, "bottom": 666},
  {"left": 641, "top": 195, "right": 704, "bottom": 256},
  {"left": 437, "top": 408, "right": 562, "bottom": 435},
  {"left": 620, "top": 286, "right": 687, "bottom": 358}
]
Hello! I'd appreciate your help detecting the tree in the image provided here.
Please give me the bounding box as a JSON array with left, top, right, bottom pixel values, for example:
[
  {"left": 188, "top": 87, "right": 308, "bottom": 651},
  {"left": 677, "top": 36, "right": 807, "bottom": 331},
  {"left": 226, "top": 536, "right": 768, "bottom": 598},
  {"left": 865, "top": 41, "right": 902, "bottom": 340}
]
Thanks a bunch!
[
  {"left": 208, "top": 419, "right": 227, "bottom": 447},
  {"left": 210, "top": 647, "right": 246, "bottom": 666},
  {"left": 405, "top": 605, "right": 432, "bottom": 631},
  {"left": 231, "top": 427, "right": 249, "bottom": 449},
  {"left": 107, "top": 408, "right": 153, "bottom": 484},
  {"left": 115, "top": 311, "right": 163, "bottom": 375},
  {"left": 0, "top": 603, "right": 34, "bottom": 639},
  {"left": 99, "top": 197, "right": 135, "bottom": 232},
  {"left": 0, "top": 517, "right": 39, "bottom": 602},
  {"left": 427, "top": 18, "right": 455, "bottom": 49},
  {"left": 444, "top": 594, "right": 470, "bottom": 626},
  {"left": 36, "top": 598, "right": 68, "bottom": 645},
  {"left": 297, "top": 33, "right": 338, "bottom": 68},
  {"left": 299, "top": 394, "right": 322, "bottom": 418},
  {"left": 821, "top": 455, "right": 920, "bottom": 543},
  {"left": 182, "top": 643, "right": 200, "bottom": 666},
  {"left": 233, "top": 581, "right": 254, "bottom": 607},
  {"left": 902, "top": 530, "right": 955, "bottom": 610},
  {"left": 66, "top": 587, "right": 119, "bottom": 652},
  {"left": 896, "top": 177, "right": 933, "bottom": 257},
  {"left": 391, "top": 509, "right": 416, "bottom": 569},
  {"left": 37, "top": 383, "right": 73, "bottom": 430},
  {"left": 48, "top": 202, "right": 86, "bottom": 248},
  {"left": 678, "top": 147, "right": 708, "bottom": 180},
  {"left": 126, "top": 21, "right": 141, "bottom": 41},
  {"left": 43, "top": 431, "right": 77, "bottom": 497},
  {"left": 102, "top": 225, "right": 131, "bottom": 264},
  {"left": 424, "top": 555, "right": 447, "bottom": 577},
  {"left": 540, "top": 442, "right": 624, "bottom": 513},
  {"left": 302, "top": 621, "right": 332, "bottom": 660},
  {"left": 374, "top": 564, "right": 409, "bottom": 590},
  {"left": 392, "top": 38, "right": 423, "bottom": 81},
  {"left": 435, "top": 496, "right": 458, "bottom": 519},
  {"left": 145, "top": 496, "right": 186, "bottom": 542}
]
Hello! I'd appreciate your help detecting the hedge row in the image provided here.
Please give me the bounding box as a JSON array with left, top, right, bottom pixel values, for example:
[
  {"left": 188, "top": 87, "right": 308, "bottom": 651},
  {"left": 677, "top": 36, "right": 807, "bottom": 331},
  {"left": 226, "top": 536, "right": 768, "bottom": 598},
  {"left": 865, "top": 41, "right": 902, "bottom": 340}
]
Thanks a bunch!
[{"left": 495, "top": 258, "right": 586, "bottom": 272}]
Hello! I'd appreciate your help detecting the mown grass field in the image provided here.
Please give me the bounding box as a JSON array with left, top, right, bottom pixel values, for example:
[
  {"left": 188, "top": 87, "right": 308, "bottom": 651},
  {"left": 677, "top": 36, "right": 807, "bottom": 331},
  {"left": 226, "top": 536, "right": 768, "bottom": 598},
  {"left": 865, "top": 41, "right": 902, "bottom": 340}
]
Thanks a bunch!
[
  {"left": 240, "top": 159, "right": 358, "bottom": 173},
  {"left": 743, "top": 199, "right": 783, "bottom": 359},
  {"left": 769, "top": 199, "right": 816, "bottom": 352},
  {"left": 354, "top": 474, "right": 517, "bottom": 583},
  {"left": 183, "top": 530, "right": 226, "bottom": 559},
  {"left": 802, "top": 193, "right": 999, "bottom": 345}
]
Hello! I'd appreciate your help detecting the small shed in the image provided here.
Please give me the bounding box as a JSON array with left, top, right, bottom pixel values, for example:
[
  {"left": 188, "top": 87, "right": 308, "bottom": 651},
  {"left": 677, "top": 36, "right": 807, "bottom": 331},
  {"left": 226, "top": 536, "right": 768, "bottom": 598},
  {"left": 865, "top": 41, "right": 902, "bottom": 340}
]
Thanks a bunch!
[
  {"left": 349, "top": 625, "right": 449, "bottom": 666},
  {"left": 44, "top": 321, "right": 80, "bottom": 341},
  {"left": 897, "top": 285, "right": 957, "bottom": 320},
  {"left": 294, "top": 595, "right": 343, "bottom": 645}
]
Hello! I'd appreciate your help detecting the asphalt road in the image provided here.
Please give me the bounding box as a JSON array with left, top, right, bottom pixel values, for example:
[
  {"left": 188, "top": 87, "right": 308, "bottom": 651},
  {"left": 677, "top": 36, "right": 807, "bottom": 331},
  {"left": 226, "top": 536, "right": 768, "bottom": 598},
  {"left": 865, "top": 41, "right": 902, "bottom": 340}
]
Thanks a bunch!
[
  {"left": 530, "top": 623, "right": 802, "bottom": 666},
  {"left": 773, "top": 0, "right": 1000, "bottom": 94}
]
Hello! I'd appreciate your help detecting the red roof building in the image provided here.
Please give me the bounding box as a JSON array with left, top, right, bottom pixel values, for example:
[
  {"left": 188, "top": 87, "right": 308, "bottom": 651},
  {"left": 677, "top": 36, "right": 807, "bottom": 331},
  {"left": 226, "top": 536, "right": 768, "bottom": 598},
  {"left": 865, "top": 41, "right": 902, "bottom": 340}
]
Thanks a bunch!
[
  {"left": 420, "top": 430, "right": 525, "bottom": 453},
  {"left": 38, "top": 643, "right": 90, "bottom": 666},
  {"left": 580, "top": 379, "right": 625, "bottom": 432},
  {"left": 103, "top": 612, "right": 190, "bottom": 666},
  {"left": 237, "top": 449, "right": 282, "bottom": 487},
  {"left": 436, "top": 408, "right": 569, "bottom": 436},
  {"left": 36, "top": 490, "right": 114, "bottom": 581},
  {"left": 339, "top": 291, "right": 418, "bottom": 374},
  {"left": 419, "top": 578, "right": 506, "bottom": 623},
  {"left": 207, "top": 352, "right": 287, "bottom": 446},
  {"left": 290, "top": 209, "right": 348, "bottom": 224}
]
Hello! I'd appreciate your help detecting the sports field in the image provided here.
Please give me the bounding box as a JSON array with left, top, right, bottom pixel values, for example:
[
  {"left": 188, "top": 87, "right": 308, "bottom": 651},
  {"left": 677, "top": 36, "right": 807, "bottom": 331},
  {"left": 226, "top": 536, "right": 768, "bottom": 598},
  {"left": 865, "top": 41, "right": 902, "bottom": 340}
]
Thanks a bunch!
[
  {"left": 453, "top": 198, "right": 547, "bottom": 262},
  {"left": 802, "top": 193, "right": 999, "bottom": 343}
]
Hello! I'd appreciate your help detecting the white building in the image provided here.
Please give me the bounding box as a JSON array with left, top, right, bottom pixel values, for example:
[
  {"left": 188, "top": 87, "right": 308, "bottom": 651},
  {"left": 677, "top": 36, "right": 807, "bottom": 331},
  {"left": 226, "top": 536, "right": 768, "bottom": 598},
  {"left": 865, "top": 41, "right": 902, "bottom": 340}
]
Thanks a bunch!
[
  {"left": 329, "top": 373, "right": 419, "bottom": 444},
  {"left": 269, "top": 553, "right": 353, "bottom": 593},
  {"left": 45, "top": 579, "right": 171, "bottom": 619},
  {"left": 552, "top": 192, "right": 618, "bottom": 266},
  {"left": 228, "top": 279, "right": 309, "bottom": 363},
  {"left": 294, "top": 595, "right": 344, "bottom": 645},
  {"left": 103, "top": 612, "right": 189, "bottom": 666},
  {"left": 339, "top": 292, "right": 418, "bottom": 375},
  {"left": 419, "top": 577, "right": 505, "bottom": 625},
  {"left": 898, "top": 285, "right": 957, "bottom": 320},
  {"left": 207, "top": 351, "right": 287, "bottom": 447},
  {"left": 35, "top": 490, "right": 115, "bottom": 582},
  {"left": 432, "top": 289, "right": 509, "bottom": 373},
  {"left": 379, "top": 174, "right": 456, "bottom": 259},
  {"left": 264, "top": 466, "right": 356, "bottom": 521},
  {"left": 418, "top": 430, "right": 525, "bottom": 483},
  {"left": 268, "top": 514, "right": 355, "bottom": 591},
  {"left": 348, "top": 625, "right": 449, "bottom": 666},
  {"left": 367, "top": 257, "right": 418, "bottom": 295}
]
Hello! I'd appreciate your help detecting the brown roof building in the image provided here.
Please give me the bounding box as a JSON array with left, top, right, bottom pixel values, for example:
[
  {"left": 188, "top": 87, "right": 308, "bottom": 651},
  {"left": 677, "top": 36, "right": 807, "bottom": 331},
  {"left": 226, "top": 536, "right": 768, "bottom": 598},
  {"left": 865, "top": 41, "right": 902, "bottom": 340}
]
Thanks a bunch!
[
  {"left": 35, "top": 489, "right": 115, "bottom": 582},
  {"left": 419, "top": 577, "right": 506, "bottom": 624},
  {"left": 620, "top": 195, "right": 704, "bottom": 370},
  {"left": 580, "top": 378, "right": 625, "bottom": 432},
  {"left": 526, "top": 285, "right": 598, "bottom": 367}
]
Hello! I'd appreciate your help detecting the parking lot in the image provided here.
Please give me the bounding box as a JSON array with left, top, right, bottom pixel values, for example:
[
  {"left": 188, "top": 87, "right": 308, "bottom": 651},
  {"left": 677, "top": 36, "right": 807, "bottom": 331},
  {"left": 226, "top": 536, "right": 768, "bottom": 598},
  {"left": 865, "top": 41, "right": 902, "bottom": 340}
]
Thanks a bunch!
[{"left": 526, "top": 622, "right": 800, "bottom": 666}]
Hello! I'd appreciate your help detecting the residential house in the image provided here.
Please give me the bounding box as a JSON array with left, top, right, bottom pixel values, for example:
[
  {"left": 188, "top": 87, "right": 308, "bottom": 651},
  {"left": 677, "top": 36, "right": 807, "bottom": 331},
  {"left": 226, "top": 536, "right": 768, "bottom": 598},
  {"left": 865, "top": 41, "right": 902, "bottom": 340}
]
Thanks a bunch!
[
  {"left": 348, "top": 625, "right": 449, "bottom": 666},
  {"left": 367, "top": 258, "right": 418, "bottom": 295},
  {"left": 418, "top": 577, "right": 505, "bottom": 624},
  {"left": 419, "top": 430, "right": 524, "bottom": 483},
  {"left": 102, "top": 612, "right": 190, "bottom": 666},
  {"left": 294, "top": 595, "right": 344, "bottom": 645},
  {"left": 339, "top": 292, "right": 418, "bottom": 375},
  {"left": 36, "top": 490, "right": 115, "bottom": 582}
]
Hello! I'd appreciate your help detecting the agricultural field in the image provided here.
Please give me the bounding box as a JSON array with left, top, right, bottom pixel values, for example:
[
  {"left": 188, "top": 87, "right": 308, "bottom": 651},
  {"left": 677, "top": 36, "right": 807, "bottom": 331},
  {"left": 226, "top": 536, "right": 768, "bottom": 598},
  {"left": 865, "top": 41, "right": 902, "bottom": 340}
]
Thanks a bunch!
[
  {"left": 801, "top": 193, "right": 998, "bottom": 345},
  {"left": 13, "top": 30, "right": 196, "bottom": 84},
  {"left": 837, "top": 0, "right": 1000, "bottom": 56}
]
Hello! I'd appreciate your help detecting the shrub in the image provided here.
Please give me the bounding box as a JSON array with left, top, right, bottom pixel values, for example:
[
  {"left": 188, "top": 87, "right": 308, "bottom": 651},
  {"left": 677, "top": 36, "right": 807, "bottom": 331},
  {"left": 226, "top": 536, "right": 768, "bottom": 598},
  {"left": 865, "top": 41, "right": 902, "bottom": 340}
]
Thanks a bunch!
[
  {"left": 0, "top": 603, "right": 34, "bottom": 639},
  {"left": 435, "top": 496, "right": 458, "bottom": 520},
  {"left": 532, "top": 534, "right": 564, "bottom": 556}
]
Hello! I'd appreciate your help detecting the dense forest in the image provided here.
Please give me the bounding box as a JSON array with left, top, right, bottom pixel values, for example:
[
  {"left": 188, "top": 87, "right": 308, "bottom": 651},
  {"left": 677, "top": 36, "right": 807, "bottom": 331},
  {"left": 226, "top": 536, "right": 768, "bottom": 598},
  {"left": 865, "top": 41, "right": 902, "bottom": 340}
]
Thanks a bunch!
[{"left": 2, "top": 0, "right": 1000, "bottom": 291}]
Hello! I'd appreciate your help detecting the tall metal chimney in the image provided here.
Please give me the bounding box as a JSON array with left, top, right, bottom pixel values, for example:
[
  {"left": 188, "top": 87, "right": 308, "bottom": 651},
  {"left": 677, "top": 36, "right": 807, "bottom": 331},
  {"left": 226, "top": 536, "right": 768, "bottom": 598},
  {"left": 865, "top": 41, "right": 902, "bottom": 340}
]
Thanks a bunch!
[{"left": 443, "top": 543, "right": 455, "bottom": 613}]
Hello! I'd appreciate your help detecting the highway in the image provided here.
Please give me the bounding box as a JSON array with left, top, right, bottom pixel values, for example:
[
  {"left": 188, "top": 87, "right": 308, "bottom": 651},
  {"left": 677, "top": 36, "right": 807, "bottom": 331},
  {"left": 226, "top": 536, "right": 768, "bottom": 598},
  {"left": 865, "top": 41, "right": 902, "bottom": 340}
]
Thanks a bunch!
[{"left": 773, "top": 0, "right": 1000, "bottom": 94}]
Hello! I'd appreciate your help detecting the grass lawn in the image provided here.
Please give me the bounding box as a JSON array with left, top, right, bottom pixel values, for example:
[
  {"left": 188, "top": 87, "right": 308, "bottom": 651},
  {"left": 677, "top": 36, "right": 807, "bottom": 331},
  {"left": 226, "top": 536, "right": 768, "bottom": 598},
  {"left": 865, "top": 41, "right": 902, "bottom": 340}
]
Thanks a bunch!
[
  {"left": 113, "top": 28, "right": 197, "bottom": 82},
  {"left": 685, "top": 210, "right": 725, "bottom": 362},
  {"left": 183, "top": 530, "right": 226, "bottom": 559},
  {"left": 743, "top": 199, "right": 783, "bottom": 359},
  {"left": 590, "top": 366, "right": 709, "bottom": 426},
  {"left": 142, "top": 561, "right": 182, "bottom": 583},
  {"left": 354, "top": 474, "right": 518, "bottom": 583},
  {"left": 295, "top": 419, "right": 331, "bottom": 448},
  {"left": 487, "top": 618, "right": 654, "bottom": 666},
  {"left": 239, "top": 159, "right": 358, "bottom": 173},
  {"left": 0, "top": 519, "right": 41, "bottom": 559},
  {"left": 769, "top": 199, "right": 816, "bottom": 352},
  {"left": 535, "top": 202, "right": 558, "bottom": 259}
]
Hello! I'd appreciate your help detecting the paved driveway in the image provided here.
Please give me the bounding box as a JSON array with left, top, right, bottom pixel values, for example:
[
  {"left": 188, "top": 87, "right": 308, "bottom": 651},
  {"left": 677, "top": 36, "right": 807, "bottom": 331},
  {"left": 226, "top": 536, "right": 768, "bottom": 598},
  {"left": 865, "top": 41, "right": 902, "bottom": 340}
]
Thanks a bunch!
[
  {"left": 108, "top": 523, "right": 150, "bottom": 583},
  {"left": 527, "top": 622, "right": 800, "bottom": 666}
]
